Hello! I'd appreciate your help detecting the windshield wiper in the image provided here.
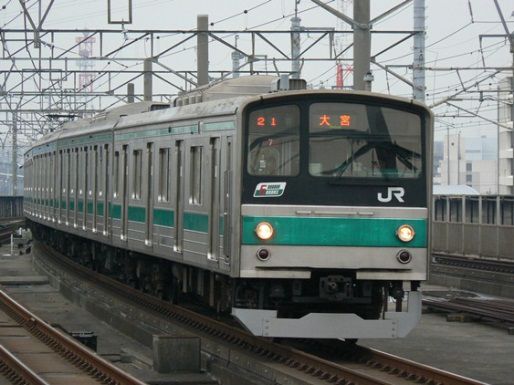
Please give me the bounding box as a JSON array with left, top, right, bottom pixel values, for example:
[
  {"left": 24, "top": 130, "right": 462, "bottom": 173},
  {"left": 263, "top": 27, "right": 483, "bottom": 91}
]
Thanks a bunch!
[{"left": 321, "top": 142, "right": 420, "bottom": 177}]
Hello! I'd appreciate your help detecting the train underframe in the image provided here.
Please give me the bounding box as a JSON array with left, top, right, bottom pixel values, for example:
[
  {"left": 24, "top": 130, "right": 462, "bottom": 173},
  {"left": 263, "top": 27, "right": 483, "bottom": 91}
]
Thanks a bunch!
[{"left": 30, "top": 220, "right": 421, "bottom": 339}]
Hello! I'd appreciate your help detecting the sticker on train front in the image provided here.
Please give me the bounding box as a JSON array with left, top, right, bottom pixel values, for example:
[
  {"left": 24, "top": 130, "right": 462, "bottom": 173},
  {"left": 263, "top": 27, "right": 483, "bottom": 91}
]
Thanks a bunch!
[{"left": 254, "top": 182, "right": 287, "bottom": 198}]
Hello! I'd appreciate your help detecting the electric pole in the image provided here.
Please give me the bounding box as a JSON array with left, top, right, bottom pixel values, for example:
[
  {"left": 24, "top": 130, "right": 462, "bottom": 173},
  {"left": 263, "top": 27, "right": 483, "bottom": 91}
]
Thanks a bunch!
[
  {"left": 353, "top": 0, "right": 371, "bottom": 91},
  {"left": 413, "top": 0, "right": 426, "bottom": 101},
  {"left": 291, "top": 2, "right": 302, "bottom": 79},
  {"left": 11, "top": 113, "right": 17, "bottom": 196}
]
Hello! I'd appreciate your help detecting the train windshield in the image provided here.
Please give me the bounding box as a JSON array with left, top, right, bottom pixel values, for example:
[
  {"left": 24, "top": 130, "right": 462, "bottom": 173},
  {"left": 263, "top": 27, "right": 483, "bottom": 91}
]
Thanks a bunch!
[
  {"left": 247, "top": 105, "right": 300, "bottom": 176},
  {"left": 309, "top": 103, "right": 422, "bottom": 179}
]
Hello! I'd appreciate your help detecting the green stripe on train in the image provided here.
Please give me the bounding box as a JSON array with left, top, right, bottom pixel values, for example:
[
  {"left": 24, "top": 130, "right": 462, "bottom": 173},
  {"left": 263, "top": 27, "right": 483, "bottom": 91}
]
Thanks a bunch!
[
  {"left": 110, "top": 203, "right": 121, "bottom": 219},
  {"left": 183, "top": 212, "right": 208, "bottom": 233},
  {"left": 97, "top": 202, "right": 104, "bottom": 216},
  {"left": 108, "top": 205, "right": 208, "bottom": 232},
  {"left": 128, "top": 206, "right": 146, "bottom": 222},
  {"left": 154, "top": 208, "right": 174, "bottom": 227},
  {"left": 242, "top": 216, "right": 427, "bottom": 247}
]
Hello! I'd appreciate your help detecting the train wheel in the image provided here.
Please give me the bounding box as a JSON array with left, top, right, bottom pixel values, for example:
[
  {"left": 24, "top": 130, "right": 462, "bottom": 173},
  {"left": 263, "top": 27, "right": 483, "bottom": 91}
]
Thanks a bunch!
[{"left": 165, "top": 278, "right": 180, "bottom": 304}]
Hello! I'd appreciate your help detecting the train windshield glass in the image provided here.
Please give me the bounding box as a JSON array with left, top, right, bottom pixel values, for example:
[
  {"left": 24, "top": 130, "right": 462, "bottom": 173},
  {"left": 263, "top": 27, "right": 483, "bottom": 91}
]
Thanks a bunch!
[
  {"left": 309, "top": 103, "right": 422, "bottom": 179},
  {"left": 247, "top": 105, "right": 300, "bottom": 176}
]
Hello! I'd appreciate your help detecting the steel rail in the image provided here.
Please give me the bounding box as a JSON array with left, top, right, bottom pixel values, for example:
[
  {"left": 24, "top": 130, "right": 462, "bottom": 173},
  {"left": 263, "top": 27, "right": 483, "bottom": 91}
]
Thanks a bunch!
[
  {"left": 352, "top": 345, "right": 488, "bottom": 385},
  {"left": 0, "top": 289, "right": 146, "bottom": 385},
  {"left": 423, "top": 297, "right": 514, "bottom": 324},
  {"left": 36, "top": 241, "right": 487, "bottom": 385},
  {"left": 0, "top": 344, "right": 50, "bottom": 385},
  {"left": 0, "top": 219, "right": 25, "bottom": 243},
  {"left": 433, "top": 254, "right": 514, "bottom": 275}
]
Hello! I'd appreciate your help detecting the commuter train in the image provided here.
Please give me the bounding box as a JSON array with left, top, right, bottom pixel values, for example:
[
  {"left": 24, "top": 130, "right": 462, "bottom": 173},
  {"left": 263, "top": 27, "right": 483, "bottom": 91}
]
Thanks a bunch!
[{"left": 24, "top": 76, "right": 433, "bottom": 339}]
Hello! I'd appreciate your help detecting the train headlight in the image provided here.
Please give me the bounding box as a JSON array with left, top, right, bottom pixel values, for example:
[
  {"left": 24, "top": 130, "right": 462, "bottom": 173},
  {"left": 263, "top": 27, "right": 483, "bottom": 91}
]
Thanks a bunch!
[
  {"left": 396, "top": 224, "right": 415, "bottom": 242},
  {"left": 255, "top": 222, "right": 274, "bottom": 241}
]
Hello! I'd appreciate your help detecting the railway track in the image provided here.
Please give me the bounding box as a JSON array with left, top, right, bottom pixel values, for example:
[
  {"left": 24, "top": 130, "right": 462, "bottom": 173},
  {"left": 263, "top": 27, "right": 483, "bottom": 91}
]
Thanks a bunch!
[
  {"left": 34, "top": 241, "right": 487, "bottom": 385},
  {"left": 0, "top": 288, "right": 146, "bottom": 385},
  {"left": 432, "top": 254, "right": 514, "bottom": 275},
  {"left": 0, "top": 344, "right": 50, "bottom": 385},
  {"left": 423, "top": 296, "right": 514, "bottom": 326},
  {"left": 0, "top": 218, "right": 25, "bottom": 244}
]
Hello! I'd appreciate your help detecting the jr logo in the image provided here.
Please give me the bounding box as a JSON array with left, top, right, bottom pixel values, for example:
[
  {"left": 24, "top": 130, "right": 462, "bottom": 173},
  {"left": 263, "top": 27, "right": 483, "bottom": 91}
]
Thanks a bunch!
[{"left": 377, "top": 187, "right": 405, "bottom": 203}]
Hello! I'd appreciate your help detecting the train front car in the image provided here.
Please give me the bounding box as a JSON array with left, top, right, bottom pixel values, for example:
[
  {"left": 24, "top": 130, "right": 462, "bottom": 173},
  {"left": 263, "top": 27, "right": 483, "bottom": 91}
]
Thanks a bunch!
[{"left": 232, "top": 91, "right": 432, "bottom": 339}]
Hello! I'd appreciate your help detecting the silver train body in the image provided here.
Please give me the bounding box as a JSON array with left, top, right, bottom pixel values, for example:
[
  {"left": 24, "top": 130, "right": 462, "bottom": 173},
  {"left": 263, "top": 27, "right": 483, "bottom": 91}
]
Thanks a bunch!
[{"left": 24, "top": 76, "right": 433, "bottom": 339}]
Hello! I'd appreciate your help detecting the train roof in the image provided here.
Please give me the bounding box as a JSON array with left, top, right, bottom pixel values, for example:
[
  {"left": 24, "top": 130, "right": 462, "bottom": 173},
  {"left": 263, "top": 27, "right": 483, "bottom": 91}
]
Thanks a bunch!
[{"left": 26, "top": 75, "right": 432, "bottom": 155}]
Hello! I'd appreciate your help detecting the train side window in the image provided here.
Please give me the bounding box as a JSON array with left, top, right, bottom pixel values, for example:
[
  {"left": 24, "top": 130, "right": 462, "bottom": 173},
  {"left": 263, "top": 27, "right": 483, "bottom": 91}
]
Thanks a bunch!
[
  {"left": 133, "top": 149, "right": 143, "bottom": 200},
  {"left": 114, "top": 151, "right": 120, "bottom": 198},
  {"left": 190, "top": 146, "right": 202, "bottom": 205},
  {"left": 158, "top": 148, "right": 171, "bottom": 202}
]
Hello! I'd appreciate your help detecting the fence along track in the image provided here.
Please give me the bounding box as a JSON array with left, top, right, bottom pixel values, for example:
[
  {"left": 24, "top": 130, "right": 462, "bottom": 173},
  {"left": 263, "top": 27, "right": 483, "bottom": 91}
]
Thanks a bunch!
[
  {"left": 0, "top": 289, "right": 146, "bottom": 385},
  {"left": 35, "top": 241, "right": 488, "bottom": 385}
]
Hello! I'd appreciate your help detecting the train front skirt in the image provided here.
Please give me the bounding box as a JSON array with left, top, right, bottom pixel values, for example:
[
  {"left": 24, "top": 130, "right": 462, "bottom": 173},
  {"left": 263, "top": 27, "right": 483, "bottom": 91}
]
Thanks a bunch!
[{"left": 232, "top": 291, "right": 421, "bottom": 339}]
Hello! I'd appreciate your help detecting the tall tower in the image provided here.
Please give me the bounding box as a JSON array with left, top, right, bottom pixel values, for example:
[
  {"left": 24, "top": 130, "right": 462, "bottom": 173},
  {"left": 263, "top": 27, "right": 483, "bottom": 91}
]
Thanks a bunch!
[
  {"left": 76, "top": 33, "right": 96, "bottom": 110},
  {"left": 291, "top": 2, "right": 302, "bottom": 79},
  {"left": 335, "top": 0, "right": 353, "bottom": 89}
]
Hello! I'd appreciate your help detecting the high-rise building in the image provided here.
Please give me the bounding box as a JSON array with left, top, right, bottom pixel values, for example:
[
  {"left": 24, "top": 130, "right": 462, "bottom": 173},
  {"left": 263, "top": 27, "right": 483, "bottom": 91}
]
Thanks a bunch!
[
  {"left": 498, "top": 76, "right": 514, "bottom": 194},
  {"left": 437, "top": 135, "right": 497, "bottom": 195}
]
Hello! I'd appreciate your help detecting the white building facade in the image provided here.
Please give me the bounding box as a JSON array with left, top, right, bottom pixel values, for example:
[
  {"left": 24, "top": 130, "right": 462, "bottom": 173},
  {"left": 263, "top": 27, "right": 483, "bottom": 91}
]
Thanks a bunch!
[
  {"left": 498, "top": 76, "right": 514, "bottom": 195},
  {"left": 438, "top": 134, "right": 497, "bottom": 195}
]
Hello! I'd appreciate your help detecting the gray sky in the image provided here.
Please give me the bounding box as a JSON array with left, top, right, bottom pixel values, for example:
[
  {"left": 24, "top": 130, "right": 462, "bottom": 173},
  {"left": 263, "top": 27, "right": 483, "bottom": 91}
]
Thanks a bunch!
[{"left": 0, "top": 0, "right": 513, "bottom": 144}]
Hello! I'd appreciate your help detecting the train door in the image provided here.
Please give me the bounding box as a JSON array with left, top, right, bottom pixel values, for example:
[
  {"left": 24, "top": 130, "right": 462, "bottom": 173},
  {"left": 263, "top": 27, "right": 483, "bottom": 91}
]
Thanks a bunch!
[
  {"left": 83, "top": 147, "right": 89, "bottom": 230},
  {"left": 52, "top": 151, "right": 57, "bottom": 222},
  {"left": 145, "top": 142, "right": 154, "bottom": 246},
  {"left": 43, "top": 153, "right": 47, "bottom": 219},
  {"left": 121, "top": 144, "right": 129, "bottom": 241},
  {"left": 41, "top": 154, "right": 45, "bottom": 218},
  {"left": 207, "top": 137, "right": 221, "bottom": 266},
  {"left": 62, "top": 149, "right": 71, "bottom": 226},
  {"left": 111, "top": 146, "right": 123, "bottom": 242},
  {"left": 46, "top": 153, "right": 51, "bottom": 220},
  {"left": 221, "top": 136, "right": 232, "bottom": 271},
  {"left": 90, "top": 145, "right": 97, "bottom": 231},
  {"left": 94, "top": 145, "right": 100, "bottom": 233},
  {"left": 37, "top": 155, "right": 41, "bottom": 217},
  {"left": 103, "top": 144, "right": 109, "bottom": 237},
  {"left": 182, "top": 137, "right": 211, "bottom": 265},
  {"left": 42, "top": 154, "right": 46, "bottom": 218},
  {"left": 154, "top": 143, "right": 173, "bottom": 253},
  {"left": 73, "top": 148, "right": 79, "bottom": 228},
  {"left": 65, "top": 149, "right": 70, "bottom": 225},
  {"left": 173, "top": 140, "right": 184, "bottom": 253},
  {"left": 58, "top": 150, "right": 63, "bottom": 224},
  {"left": 77, "top": 148, "right": 84, "bottom": 229}
]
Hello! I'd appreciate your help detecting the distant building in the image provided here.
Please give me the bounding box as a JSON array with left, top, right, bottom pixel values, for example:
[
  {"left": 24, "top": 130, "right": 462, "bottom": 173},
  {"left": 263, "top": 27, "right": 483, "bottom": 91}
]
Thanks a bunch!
[
  {"left": 436, "top": 134, "right": 497, "bottom": 195},
  {"left": 498, "top": 76, "right": 513, "bottom": 195},
  {"left": 0, "top": 147, "right": 23, "bottom": 196}
]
